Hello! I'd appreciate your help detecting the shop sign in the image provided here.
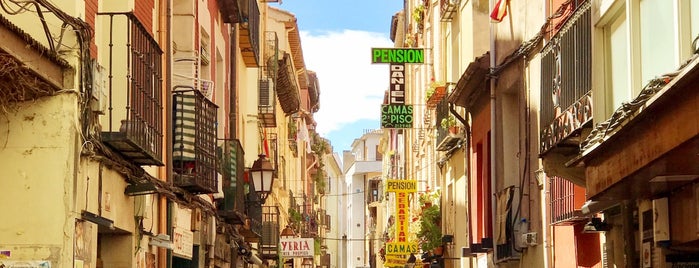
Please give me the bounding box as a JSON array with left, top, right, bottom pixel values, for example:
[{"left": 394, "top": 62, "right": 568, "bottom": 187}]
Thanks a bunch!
[
  {"left": 371, "top": 48, "right": 425, "bottom": 64},
  {"left": 386, "top": 180, "right": 417, "bottom": 193},
  {"left": 381, "top": 104, "right": 413, "bottom": 129},
  {"left": 280, "top": 237, "right": 314, "bottom": 258},
  {"left": 384, "top": 255, "right": 407, "bottom": 267},
  {"left": 173, "top": 227, "right": 193, "bottom": 259},
  {"left": 388, "top": 64, "right": 405, "bottom": 104},
  {"left": 385, "top": 242, "right": 418, "bottom": 255}
]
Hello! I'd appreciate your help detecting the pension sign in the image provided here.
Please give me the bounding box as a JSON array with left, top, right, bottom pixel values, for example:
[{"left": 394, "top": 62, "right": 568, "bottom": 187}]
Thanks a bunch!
[
  {"left": 386, "top": 180, "right": 417, "bottom": 193},
  {"left": 371, "top": 48, "right": 425, "bottom": 64},
  {"left": 381, "top": 104, "right": 413, "bottom": 129}
]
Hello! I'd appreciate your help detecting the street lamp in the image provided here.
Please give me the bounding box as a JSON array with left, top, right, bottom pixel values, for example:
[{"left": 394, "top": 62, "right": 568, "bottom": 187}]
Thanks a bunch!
[{"left": 250, "top": 154, "right": 275, "bottom": 202}]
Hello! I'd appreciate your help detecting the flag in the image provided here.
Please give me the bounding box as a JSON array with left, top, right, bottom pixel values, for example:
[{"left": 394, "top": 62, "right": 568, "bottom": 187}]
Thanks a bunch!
[{"left": 490, "top": 0, "right": 509, "bottom": 23}]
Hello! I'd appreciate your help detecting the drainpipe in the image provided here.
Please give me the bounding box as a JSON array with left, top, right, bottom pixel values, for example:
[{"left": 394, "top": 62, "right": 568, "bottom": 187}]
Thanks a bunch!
[
  {"left": 162, "top": 0, "right": 173, "bottom": 267},
  {"left": 489, "top": 2, "right": 498, "bottom": 262},
  {"left": 230, "top": 25, "right": 238, "bottom": 137}
]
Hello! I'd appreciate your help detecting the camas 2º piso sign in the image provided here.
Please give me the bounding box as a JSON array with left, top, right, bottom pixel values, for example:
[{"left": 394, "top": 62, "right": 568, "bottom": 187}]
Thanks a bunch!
[{"left": 381, "top": 104, "right": 413, "bottom": 129}]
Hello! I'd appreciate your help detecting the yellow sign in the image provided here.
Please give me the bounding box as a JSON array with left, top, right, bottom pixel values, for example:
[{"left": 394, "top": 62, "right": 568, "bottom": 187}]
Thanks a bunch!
[
  {"left": 386, "top": 179, "right": 417, "bottom": 192},
  {"left": 395, "top": 192, "right": 409, "bottom": 241},
  {"left": 385, "top": 242, "right": 419, "bottom": 255},
  {"left": 384, "top": 255, "right": 407, "bottom": 267}
]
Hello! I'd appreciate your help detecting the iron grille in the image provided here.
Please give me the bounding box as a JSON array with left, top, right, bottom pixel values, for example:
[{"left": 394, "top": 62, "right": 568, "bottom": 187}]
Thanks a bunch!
[
  {"left": 218, "top": 139, "right": 245, "bottom": 223},
  {"left": 260, "top": 206, "right": 280, "bottom": 259},
  {"left": 549, "top": 176, "right": 586, "bottom": 225},
  {"left": 540, "top": 2, "right": 592, "bottom": 153},
  {"left": 99, "top": 12, "right": 163, "bottom": 166},
  {"left": 173, "top": 90, "right": 218, "bottom": 194}
]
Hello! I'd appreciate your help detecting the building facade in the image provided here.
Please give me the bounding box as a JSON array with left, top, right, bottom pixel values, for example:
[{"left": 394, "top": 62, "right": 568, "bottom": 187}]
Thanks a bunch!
[{"left": 0, "top": 0, "right": 332, "bottom": 267}]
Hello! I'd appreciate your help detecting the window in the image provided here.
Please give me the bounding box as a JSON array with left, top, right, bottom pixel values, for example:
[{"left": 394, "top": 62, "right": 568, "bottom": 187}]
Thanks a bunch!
[
  {"left": 604, "top": 7, "right": 630, "bottom": 112},
  {"left": 640, "top": 0, "right": 677, "bottom": 84},
  {"left": 680, "top": 0, "right": 699, "bottom": 58},
  {"left": 599, "top": 0, "right": 699, "bottom": 118}
]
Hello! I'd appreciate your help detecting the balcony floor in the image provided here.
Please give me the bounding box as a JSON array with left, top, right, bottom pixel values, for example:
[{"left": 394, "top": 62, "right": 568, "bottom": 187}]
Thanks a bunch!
[{"left": 102, "top": 131, "right": 163, "bottom": 166}]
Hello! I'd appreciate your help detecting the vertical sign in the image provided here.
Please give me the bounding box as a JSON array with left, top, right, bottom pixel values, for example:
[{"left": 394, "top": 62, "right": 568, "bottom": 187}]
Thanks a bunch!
[
  {"left": 372, "top": 48, "right": 423, "bottom": 129},
  {"left": 389, "top": 63, "right": 405, "bottom": 104},
  {"left": 385, "top": 179, "right": 418, "bottom": 256}
]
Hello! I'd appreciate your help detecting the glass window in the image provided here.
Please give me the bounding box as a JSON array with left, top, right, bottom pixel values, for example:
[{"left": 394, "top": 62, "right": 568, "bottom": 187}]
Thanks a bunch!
[
  {"left": 606, "top": 10, "right": 630, "bottom": 111},
  {"left": 640, "top": 0, "right": 678, "bottom": 84}
]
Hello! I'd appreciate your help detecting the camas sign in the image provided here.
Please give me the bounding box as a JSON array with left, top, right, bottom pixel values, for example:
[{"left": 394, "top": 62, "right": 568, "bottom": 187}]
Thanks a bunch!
[{"left": 381, "top": 104, "right": 413, "bottom": 129}]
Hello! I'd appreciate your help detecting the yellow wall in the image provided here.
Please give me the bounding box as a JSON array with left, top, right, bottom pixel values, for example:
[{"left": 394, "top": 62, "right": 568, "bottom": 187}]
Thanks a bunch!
[{"left": 0, "top": 94, "right": 80, "bottom": 267}]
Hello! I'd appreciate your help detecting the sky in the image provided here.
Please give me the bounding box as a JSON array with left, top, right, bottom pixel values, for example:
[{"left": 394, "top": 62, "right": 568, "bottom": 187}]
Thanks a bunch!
[{"left": 269, "top": 0, "right": 403, "bottom": 153}]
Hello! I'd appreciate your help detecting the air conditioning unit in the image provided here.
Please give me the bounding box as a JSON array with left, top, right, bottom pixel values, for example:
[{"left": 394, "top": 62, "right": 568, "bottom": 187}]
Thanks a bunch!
[
  {"left": 259, "top": 77, "right": 275, "bottom": 107},
  {"left": 521, "top": 232, "right": 537, "bottom": 247}
]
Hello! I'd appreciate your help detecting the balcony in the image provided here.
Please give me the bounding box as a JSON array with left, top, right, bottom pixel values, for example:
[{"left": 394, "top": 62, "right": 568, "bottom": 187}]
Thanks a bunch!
[
  {"left": 260, "top": 206, "right": 280, "bottom": 260},
  {"left": 538, "top": 2, "right": 591, "bottom": 184},
  {"left": 99, "top": 12, "right": 163, "bottom": 166},
  {"left": 435, "top": 98, "right": 462, "bottom": 151},
  {"left": 440, "top": 0, "right": 459, "bottom": 22},
  {"left": 173, "top": 90, "right": 218, "bottom": 194},
  {"left": 549, "top": 176, "right": 587, "bottom": 225},
  {"left": 218, "top": 139, "right": 246, "bottom": 224},
  {"left": 277, "top": 53, "right": 301, "bottom": 115},
  {"left": 241, "top": 188, "right": 263, "bottom": 241},
  {"left": 239, "top": 0, "right": 260, "bottom": 67},
  {"left": 367, "top": 179, "right": 382, "bottom": 205}
]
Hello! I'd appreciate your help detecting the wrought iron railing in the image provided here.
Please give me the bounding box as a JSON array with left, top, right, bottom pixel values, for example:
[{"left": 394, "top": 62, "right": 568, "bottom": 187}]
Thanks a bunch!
[
  {"left": 173, "top": 90, "right": 218, "bottom": 194},
  {"left": 440, "top": 0, "right": 459, "bottom": 22},
  {"left": 244, "top": 188, "right": 263, "bottom": 241},
  {"left": 260, "top": 205, "right": 280, "bottom": 260},
  {"left": 540, "top": 2, "right": 592, "bottom": 153},
  {"left": 239, "top": 0, "right": 260, "bottom": 66},
  {"left": 435, "top": 98, "right": 461, "bottom": 151},
  {"left": 218, "top": 139, "right": 245, "bottom": 223},
  {"left": 549, "top": 176, "right": 586, "bottom": 224},
  {"left": 99, "top": 12, "right": 163, "bottom": 166}
]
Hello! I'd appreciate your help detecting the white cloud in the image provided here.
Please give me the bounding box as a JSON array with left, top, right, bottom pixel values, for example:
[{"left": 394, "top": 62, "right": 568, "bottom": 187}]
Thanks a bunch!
[{"left": 299, "top": 30, "right": 393, "bottom": 136}]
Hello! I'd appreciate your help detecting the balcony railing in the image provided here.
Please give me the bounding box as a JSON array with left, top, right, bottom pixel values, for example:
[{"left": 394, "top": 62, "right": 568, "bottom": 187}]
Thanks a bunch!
[
  {"left": 435, "top": 98, "right": 462, "bottom": 151},
  {"left": 218, "top": 139, "right": 246, "bottom": 224},
  {"left": 239, "top": 0, "right": 260, "bottom": 66},
  {"left": 440, "top": 0, "right": 459, "bottom": 22},
  {"left": 99, "top": 12, "right": 163, "bottom": 166},
  {"left": 258, "top": 77, "right": 276, "bottom": 127},
  {"left": 173, "top": 90, "right": 218, "bottom": 194},
  {"left": 549, "top": 176, "right": 586, "bottom": 225},
  {"left": 539, "top": 2, "right": 592, "bottom": 154},
  {"left": 242, "top": 188, "right": 263, "bottom": 241},
  {"left": 260, "top": 206, "right": 280, "bottom": 260}
]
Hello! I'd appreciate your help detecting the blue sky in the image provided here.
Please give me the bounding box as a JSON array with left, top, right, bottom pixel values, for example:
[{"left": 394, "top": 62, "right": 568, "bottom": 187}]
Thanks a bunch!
[{"left": 270, "top": 0, "right": 403, "bottom": 154}]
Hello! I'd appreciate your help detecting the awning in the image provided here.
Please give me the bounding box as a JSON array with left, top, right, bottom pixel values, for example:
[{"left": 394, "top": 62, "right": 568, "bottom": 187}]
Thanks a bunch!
[{"left": 448, "top": 52, "right": 490, "bottom": 109}]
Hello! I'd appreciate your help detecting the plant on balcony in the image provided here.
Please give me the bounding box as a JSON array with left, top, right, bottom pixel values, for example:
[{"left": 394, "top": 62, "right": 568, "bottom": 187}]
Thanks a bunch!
[
  {"left": 288, "top": 207, "right": 303, "bottom": 231},
  {"left": 425, "top": 80, "right": 446, "bottom": 101},
  {"left": 417, "top": 203, "right": 442, "bottom": 252},
  {"left": 418, "top": 189, "right": 440, "bottom": 208},
  {"left": 440, "top": 114, "right": 457, "bottom": 131},
  {"left": 412, "top": 4, "right": 425, "bottom": 30}
]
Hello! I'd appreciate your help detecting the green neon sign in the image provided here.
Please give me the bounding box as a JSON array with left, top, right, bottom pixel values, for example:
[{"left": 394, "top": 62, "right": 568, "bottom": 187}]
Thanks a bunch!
[
  {"left": 372, "top": 48, "right": 424, "bottom": 64},
  {"left": 381, "top": 104, "right": 413, "bottom": 129}
]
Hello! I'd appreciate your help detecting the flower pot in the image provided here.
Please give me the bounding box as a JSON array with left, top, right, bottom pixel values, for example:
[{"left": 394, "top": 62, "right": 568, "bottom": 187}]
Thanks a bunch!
[{"left": 432, "top": 246, "right": 443, "bottom": 256}]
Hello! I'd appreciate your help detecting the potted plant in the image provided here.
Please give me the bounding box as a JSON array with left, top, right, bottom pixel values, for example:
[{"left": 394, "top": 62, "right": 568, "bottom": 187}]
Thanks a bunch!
[
  {"left": 417, "top": 203, "right": 442, "bottom": 253},
  {"left": 412, "top": 4, "right": 425, "bottom": 30},
  {"left": 425, "top": 81, "right": 447, "bottom": 103},
  {"left": 440, "top": 114, "right": 458, "bottom": 133}
]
